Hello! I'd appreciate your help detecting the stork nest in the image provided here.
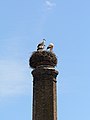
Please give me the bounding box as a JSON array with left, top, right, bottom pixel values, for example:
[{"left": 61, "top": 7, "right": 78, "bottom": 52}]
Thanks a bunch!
[{"left": 29, "top": 51, "right": 57, "bottom": 69}]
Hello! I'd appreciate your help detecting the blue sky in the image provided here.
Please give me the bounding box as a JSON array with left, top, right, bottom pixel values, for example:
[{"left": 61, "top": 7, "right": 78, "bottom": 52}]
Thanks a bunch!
[{"left": 0, "top": 0, "right": 90, "bottom": 120}]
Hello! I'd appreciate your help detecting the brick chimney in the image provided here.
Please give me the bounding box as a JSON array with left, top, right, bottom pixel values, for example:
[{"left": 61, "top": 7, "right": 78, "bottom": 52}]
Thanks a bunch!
[{"left": 29, "top": 51, "right": 58, "bottom": 120}]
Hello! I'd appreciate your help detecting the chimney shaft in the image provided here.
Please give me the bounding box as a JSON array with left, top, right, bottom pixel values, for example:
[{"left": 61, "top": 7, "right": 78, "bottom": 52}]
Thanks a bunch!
[{"left": 29, "top": 51, "right": 58, "bottom": 120}]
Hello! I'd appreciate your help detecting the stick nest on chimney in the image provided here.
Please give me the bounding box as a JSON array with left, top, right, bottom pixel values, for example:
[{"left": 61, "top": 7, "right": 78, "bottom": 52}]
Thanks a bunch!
[{"left": 29, "top": 51, "right": 57, "bottom": 69}]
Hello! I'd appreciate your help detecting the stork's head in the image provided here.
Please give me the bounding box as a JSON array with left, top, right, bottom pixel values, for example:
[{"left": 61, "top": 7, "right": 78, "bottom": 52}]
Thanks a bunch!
[
  {"left": 43, "top": 39, "right": 46, "bottom": 42},
  {"left": 49, "top": 43, "right": 54, "bottom": 47}
]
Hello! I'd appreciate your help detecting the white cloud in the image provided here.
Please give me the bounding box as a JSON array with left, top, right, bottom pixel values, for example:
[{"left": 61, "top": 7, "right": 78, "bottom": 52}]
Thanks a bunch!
[
  {"left": 45, "top": 0, "right": 56, "bottom": 9},
  {"left": 0, "top": 60, "right": 32, "bottom": 97}
]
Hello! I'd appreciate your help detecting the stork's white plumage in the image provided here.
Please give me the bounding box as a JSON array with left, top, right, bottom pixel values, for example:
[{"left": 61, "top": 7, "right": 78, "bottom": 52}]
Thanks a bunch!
[
  {"left": 47, "top": 43, "right": 54, "bottom": 52},
  {"left": 37, "top": 39, "right": 46, "bottom": 51}
]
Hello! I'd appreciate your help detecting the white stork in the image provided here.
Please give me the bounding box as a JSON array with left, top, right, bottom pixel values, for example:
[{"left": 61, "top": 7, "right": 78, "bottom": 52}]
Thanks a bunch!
[
  {"left": 47, "top": 43, "right": 54, "bottom": 52},
  {"left": 37, "top": 39, "right": 46, "bottom": 51}
]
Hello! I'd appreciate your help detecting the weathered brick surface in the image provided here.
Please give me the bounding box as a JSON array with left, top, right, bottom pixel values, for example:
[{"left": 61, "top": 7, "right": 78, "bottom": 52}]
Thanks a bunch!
[{"left": 32, "top": 68, "right": 58, "bottom": 120}]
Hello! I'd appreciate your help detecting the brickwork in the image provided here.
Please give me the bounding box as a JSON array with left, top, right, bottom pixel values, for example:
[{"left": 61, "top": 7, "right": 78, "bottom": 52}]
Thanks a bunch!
[
  {"left": 32, "top": 67, "right": 58, "bottom": 120},
  {"left": 29, "top": 51, "right": 58, "bottom": 120}
]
